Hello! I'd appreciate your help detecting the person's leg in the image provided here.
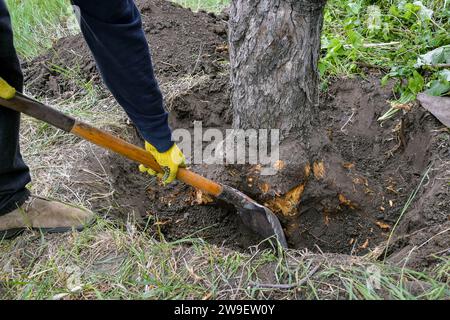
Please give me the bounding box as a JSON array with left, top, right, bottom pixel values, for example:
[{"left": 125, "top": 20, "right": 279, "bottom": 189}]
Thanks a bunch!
[
  {"left": 0, "top": 1, "right": 95, "bottom": 239},
  {"left": 0, "top": 0, "right": 31, "bottom": 215},
  {"left": 71, "top": 0, "right": 173, "bottom": 152}
]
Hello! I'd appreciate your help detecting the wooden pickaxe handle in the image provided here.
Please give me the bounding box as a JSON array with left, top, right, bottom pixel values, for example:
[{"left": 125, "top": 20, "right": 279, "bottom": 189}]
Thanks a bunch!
[{"left": 0, "top": 93, "right": 223, "bottom": 197}]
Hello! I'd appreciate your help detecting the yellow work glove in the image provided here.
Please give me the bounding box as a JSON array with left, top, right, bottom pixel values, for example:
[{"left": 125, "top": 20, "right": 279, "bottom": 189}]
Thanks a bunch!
[
  {"left": 139, "top": 141, "right": 186, "bottom": 185},
  {"left": 0, "top": 77, "right": 16, "bottom": 100}
]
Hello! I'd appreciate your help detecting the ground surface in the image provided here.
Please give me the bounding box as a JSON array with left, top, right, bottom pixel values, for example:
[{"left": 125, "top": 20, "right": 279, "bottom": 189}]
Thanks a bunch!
[
  {"left": 21, "top": 0, "right": 449, "bottom": 264},
  {"left": 3, "top": 0, "right": 448, "bottom": 298}
]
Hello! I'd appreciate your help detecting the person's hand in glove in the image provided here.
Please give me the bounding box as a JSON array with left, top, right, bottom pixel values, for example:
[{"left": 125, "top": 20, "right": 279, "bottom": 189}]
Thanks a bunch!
[
  {"left": 0, "top": 77, "right": 16, "bottom": 100},
  {"left": 139, "top": 141, "right": 186, "bottom": 185}
]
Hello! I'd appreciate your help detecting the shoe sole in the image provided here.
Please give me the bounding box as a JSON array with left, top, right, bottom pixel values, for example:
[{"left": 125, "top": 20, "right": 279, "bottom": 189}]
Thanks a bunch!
[{"left": 0, "top": 224, "right": 90, "bottom": 241}]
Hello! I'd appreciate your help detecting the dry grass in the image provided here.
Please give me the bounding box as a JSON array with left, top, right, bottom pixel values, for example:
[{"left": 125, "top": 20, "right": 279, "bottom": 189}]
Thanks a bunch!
[
  {"left": 1, "top": 218, "right": 448, "bottom": 299},
  {"left": 19, "top": 91, "right": 129, "bottom": 209},
  {"left": 2, "top": 0, "right": 448, "bottom": 299},
  {"left": 160, "top": 74, "right": 212, "bottom": 111}
]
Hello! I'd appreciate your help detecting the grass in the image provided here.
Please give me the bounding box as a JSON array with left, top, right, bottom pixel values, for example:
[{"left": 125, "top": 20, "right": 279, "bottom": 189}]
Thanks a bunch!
[
  {"left": 383, "top": 164, "right": 433, "bottom": 262},
  {"left": 5, "top": 0, "right": 228, "bottom": 60},
  {"left": 7, "top": 0, "right": 449, "bottom": 105},
  {"left": 3, "top": 105, "right": 450, "bottom": 300},
  {"left": 172, "top": 0, "right": 229, "bottom": 12},
  {"left": 1, "top": 218, "right": 448, "bottom": 299},
  {"left": 5, "top": 0, "right": 78, "bottom": 60},
  {"left": 2, "top": 0, "right": 449, "bottom": 300},
  {"left": 19, "top": 92, "right": 130, "bottom": 206},
  {"left": 321, "top": 0, "right": 450, "bottom": 118}
]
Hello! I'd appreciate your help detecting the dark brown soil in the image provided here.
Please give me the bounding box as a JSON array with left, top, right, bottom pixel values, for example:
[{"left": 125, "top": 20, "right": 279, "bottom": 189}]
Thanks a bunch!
[
  {"left": 23, "top": 0, "right": 449, "bottom": 267},
  {"left": 23, "top": 0, "right": 229, "bottom": 98},
  {"left": 316, "top": 77, "right": 449, "bottom": 265}
]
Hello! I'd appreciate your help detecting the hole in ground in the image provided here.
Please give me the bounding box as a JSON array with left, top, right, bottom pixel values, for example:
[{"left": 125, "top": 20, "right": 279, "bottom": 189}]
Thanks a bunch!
[{"left": 70, "top": 75, "right": 442, "bottom": 255}]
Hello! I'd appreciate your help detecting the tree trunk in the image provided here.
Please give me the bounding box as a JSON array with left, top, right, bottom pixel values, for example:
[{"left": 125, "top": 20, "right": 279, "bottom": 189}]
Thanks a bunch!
[
  {"left": 229, "top": 0, "right": 327, "bottom": 139},
  {"left": 227, "top": 1, "right": 383, "bottom": 251}
]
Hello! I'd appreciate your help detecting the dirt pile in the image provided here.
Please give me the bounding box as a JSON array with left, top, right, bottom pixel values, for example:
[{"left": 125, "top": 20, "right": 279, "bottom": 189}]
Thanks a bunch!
[
  {"left": 317, "top": 77, "right": 449, "bottom": 267},
  {"left": 23, "top": 0, "right": 449, "bottom": 266},
  {"left": 23, "top": 0, "right": 229, "bottom": 98}
]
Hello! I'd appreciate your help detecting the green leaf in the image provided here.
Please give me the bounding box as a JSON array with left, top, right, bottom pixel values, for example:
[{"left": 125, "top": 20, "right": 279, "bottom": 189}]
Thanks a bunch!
[
  {"left": 425, "top": 79, "right": 450, "bottom": 96},
  {"left": 408, "top": 70, "right": 424, "bottom": 94},
  {"left": 389, "top": 5, "right": 400, "bottom": 17},
  {"left": 325, "top": 38, "right": 344, "bottom": 59},
  {"left": 381, "top": 74, "right": 390, "bottom": 86},
  {"left": 440, "top": 70, "right": 450, "bottom": 81},
  {"left": 347, "top": 30, "right": 363, "bottom": 47},
  {"left": 413, "top": 1, "right": 433, "bottom": 21},
  {"left": 398, "top": 90, "right": 416, "bottom": 104},
  {"left": 318, "top": 61, "right": 329, "bottom": 76},
  {"left": 415, "top": 45, "right": 450, "bottom": 67},
  {"left": 382, "top": 22, "right": 391, "bottom": 41},
  {"left": 425, "top": 70, "right": 450, "bottom": 96},
  {"left": 347, "top": 2, "right": 362, "bottom": 15},
  {"left": 403, "top": 3, "right": 421, "bottom": 20}
]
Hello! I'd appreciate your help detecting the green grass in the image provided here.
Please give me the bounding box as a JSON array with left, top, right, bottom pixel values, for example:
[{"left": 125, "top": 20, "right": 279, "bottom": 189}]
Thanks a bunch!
[
  {"left": 321, "top": 0, "right": 450, "bottom": 118},
  {"left": 172, "top": 0, "right": 229, "bottom": 12},
  {"left": 5, "top": 0, "right": 77, "bottom": 60},
  {"left": 3, "top": 0, "right": 449, "bottom": 300},
  {"left": 5, "top": 0, "right": 228, "bottom": 60},
  {"left": 1, "top": 218, "right": 448, "bottom": 300}
]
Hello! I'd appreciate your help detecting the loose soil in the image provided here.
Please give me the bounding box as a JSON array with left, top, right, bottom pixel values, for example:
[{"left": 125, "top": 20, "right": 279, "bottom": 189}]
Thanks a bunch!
[{"left": 23, "top": 0, "right": 449, "bottom": 268}]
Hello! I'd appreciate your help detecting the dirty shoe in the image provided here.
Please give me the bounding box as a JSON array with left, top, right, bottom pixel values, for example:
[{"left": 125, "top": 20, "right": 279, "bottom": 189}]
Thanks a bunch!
[{"left": 0, "top": 196, "right": 95, "bottom": 239}]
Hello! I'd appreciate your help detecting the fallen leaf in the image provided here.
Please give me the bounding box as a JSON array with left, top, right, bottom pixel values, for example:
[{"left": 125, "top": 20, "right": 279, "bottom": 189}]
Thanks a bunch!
[
  {"left": 192, "top": 189, "right": 213, "bottom": 205},
  {"left": 267, "top": 184, "right": 305, "bottom": 216},
  {"left": 386, "top": 185, "right": 399, "bottom": 194},
  {"left": 360, "top": 239, "right": 369, "bottom": 249},
  {"left": 352, "top": 176, "right": 368, "bottom": 186},
  {"left": 313, "top": 161, "right": 325, "bottom": 179},
  {"left": 52, "top": 293, "right": 69, "bottom": 300},
  {"left": 153, "top": 219, "right": 172, "bottom": 226},
  {"left": 376, "top": 221, "right": 391, "bottom": 230},
  {"left": 215, "top": 44, "right": 229, "bottom": 53},
  {"left": 185, "top": 261, "right": 203, "bottom": 283},
  {"left": 273, "top": 160, "right": 285, "bottom": 171},
  {"left": 365, "top": 187, "right": 375, "bottom": 194},
  {"left": 343, "top": 162, "right": 355, "bottom": 169},
  {"left": 338, "top": 194, "right": 357, "bottom": 209},
  {"left": 417, "top": 93, "right": 450, "bottom": 128},
  {"left": 65, "top": 266, "right": 83, "bottom": 293},
  {"left": 260, "top": 183, "right": 270, "bottom": 194},
  {"left": 304, "top": 163, "right": 311, "bottom": 177},
  {"left": 253, "top": 164, "right": 262, "bottom": 173}
]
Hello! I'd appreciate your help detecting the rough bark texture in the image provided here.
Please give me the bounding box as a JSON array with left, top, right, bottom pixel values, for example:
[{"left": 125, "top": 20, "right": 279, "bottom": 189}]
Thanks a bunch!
[
  {"left": 229, "top": 0, "right": 327, "bottom": 139},
  {"left": 228, "top": 0, "right": 387, "bottom": 251}
]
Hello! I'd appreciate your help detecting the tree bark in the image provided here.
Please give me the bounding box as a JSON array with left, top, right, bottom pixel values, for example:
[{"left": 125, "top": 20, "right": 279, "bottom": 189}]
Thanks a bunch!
[
  {"left": 227, "top": 1, "right": 384, "bottom": 251},
  {"left": 229, "top": 0, "right": 327, "bottom": 139}
]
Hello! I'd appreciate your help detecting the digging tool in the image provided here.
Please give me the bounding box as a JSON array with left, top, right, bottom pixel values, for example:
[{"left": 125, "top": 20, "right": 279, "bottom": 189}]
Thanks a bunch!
[{"left": 0, "top": 93, "right": 288, "bottom": 248}]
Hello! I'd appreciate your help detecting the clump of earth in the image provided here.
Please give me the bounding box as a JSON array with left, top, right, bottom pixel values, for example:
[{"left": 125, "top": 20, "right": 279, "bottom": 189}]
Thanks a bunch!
[{"left": 23, "top": 0, "right": 449, "bottom": 269}]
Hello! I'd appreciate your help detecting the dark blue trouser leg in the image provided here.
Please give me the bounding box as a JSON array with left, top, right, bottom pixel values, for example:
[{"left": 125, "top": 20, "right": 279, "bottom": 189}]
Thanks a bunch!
[
  {"left": 72, "top": 0, "right": 173, "bottom": 152},
  {"left": 0, "top": 0, "right": 173, "bottom": 215},
  {"left": 0, "top": 0, "right": 31, "bottom": 215}
]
